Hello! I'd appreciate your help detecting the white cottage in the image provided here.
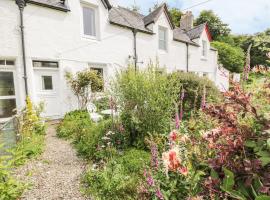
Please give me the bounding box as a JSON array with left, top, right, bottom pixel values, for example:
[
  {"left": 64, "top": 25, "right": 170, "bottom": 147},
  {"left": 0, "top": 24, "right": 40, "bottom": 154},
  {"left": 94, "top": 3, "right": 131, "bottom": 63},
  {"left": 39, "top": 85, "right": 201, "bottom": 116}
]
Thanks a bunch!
[{"left": 0, "top": 0, "right": 227, "bottom": 121}]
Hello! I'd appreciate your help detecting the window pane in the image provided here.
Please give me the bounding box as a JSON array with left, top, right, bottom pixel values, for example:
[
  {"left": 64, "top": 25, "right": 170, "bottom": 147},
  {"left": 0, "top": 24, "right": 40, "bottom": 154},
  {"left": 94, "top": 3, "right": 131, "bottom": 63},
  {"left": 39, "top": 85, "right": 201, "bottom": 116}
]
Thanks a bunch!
[
  {"left": 90, "top": 68, "right": 103, "bottom": 92},
  {"left": 159, "top": 29, "right": 165, "bottom": 40},
  {"left": 0, "top": 72, "right": 15, "bottom": 96},
  {"left": 33, "top": 61, "right": 58, "bottom": 68},
  {"left": 83, "top": 7, "right": 96, "bottom": 36},
  {"left": 6, "top": 60, "right": 15, "bottom": 66},
  {"left": 159, "top": 40, "right": 166, "bottom": 50},
  {"left": 0, "top": 99, "right": 16, "bottom": 118},
  {"left": 42, "top": 76, "right": 53, "bottom": 90},
  {"left": 0, "top": 60, "right": 5, "bottom": 65},
  {"left": 158, "top": 27, "right": 167, "bottom": 50}
]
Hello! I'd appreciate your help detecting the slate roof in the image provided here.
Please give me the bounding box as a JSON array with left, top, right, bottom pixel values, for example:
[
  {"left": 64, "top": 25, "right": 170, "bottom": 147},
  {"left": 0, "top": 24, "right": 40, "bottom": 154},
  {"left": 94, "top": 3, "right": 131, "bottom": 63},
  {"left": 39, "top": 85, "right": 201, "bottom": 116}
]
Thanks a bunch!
[
  {"left": 28, "top": 0, "right": 70, "bottom": 11},
  {"left": 184, "top": 23, "right": 207, "bottom": 40},
  {"left": 109, "top": 7, "right": 153, "bottom": 34},
  {"left": 173, "top": 28, "right": 199, "bottom": 46},
  {"left": 143, "top": 4, "right": 164, "bottom": 26}
]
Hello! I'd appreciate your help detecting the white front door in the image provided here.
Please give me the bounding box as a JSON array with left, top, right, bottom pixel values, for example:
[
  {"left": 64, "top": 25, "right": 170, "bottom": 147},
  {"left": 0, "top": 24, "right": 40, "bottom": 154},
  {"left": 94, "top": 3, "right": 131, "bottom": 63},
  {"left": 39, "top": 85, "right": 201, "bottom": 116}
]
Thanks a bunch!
[{"left": 34, "top": 69, "right": 61, "bottom": 119}]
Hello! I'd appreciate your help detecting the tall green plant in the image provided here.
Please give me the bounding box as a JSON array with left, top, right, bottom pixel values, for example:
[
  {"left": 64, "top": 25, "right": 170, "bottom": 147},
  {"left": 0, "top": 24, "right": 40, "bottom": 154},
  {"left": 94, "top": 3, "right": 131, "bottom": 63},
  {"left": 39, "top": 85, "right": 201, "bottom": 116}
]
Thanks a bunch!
[{"left": 113, "top": 64, "right": 180, "bottom": 146}]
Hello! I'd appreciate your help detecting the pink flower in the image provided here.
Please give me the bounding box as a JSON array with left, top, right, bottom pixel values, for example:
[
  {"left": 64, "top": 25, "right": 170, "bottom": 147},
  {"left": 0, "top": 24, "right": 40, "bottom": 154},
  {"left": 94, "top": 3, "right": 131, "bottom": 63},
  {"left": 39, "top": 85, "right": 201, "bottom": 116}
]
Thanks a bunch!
[
  {"left": 156, "top": 189, "right": 164, "bottom": 200},
  {"left": 179, "top": 167, "right": 188, "bottom": 176},
  {"left": 169, "top": 130, "right": 178, "bottom": 142}
]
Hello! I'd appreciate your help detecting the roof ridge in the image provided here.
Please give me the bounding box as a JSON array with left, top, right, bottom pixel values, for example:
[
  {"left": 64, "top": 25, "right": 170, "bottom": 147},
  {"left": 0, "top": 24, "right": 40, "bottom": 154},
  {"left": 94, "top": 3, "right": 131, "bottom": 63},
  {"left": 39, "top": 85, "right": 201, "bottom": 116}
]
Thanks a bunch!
[{"left": 117, "top": 6, "right": 145, "bottom": 18}]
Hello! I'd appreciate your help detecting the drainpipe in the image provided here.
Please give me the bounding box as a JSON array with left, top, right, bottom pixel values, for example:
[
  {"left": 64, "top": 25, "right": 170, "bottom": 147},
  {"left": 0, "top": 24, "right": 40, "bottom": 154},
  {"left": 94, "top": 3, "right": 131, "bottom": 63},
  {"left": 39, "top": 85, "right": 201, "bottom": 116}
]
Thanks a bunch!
[
  {"left": 16, "top": 0, "right": 28, "bottom": 96},
  {"left": 132, "top": 29, "right": 138, "bottom": 72},
  {"left": 186, "top": 43, "right": 189, "bottom": 72}
]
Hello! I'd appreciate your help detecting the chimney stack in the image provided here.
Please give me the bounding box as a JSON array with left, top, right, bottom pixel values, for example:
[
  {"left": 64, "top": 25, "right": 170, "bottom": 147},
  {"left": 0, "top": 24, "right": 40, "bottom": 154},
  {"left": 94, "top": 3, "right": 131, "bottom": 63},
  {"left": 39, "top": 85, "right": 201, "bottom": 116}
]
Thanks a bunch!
[{"left": 180, "top": 11, "right": 194, "bottom": 30}]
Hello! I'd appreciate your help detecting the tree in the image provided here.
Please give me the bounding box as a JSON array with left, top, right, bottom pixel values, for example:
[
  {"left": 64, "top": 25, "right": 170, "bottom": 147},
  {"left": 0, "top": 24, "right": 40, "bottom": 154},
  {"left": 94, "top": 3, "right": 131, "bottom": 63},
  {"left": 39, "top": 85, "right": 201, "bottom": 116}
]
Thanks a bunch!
[
  {"left": 195, "top": 10, "right": 231, "bottom": 40},
  {"left": 65, "top": 69, "right": 103, "bottom": 110},
  {"left": 233, "top": 30, "right": 270, "bottom": 68},
  {"left": 169, "top": 8, "right": 183, "bottom": 27},
  {"left": 211, "top": 41, "right": 245, "bottom": 73}
]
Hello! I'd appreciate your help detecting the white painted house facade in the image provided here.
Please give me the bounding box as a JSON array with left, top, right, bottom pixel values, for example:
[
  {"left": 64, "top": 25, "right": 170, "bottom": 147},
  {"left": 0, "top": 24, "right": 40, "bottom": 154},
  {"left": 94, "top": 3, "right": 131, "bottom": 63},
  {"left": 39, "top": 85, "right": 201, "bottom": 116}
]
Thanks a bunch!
[{"left": 0, "top": 0, "right": 227, "bottom": 120}]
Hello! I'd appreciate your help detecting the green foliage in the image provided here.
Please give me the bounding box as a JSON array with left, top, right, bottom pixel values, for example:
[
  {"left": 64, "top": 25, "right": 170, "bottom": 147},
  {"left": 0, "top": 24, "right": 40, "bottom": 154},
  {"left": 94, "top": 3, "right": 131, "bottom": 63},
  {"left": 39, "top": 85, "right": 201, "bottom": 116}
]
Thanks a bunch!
[
  {"left": 170, "top": 72, "right": 221, "bottom": 113},
  {"left": 93, "top": 97, "right": 110, "bottom": 112},
  {"left": 195, "top": 10, "right": 231, "bottom": 40},
  {"left": 0, "top": 97, "right": 45, "bottom": 200},
  {"left": 0, "top": 154, "right": 25, "bottom": 200},
  {"left": 65, "top": 69, "right": 103, "bottom": 109},
  {"left": 82, "top": 148, "right": 150, "bottom": 200},
  {"left": 57, "top": 110, "right": 92, "bottom": 139},
  {"left": 74, "top": 119, "right": 113, "bottom": 160},
  {"left": 169, "top": 7, "right": 183, "bottom": 27},
  {"left": 113, "top": 65, "right": 180, "bottom": 146},
  {"left": 114, "top": 148, "right": 150, "bottom": 174},
  {"left": 212, "top": 41, "right": 245, "bottom": 72}
]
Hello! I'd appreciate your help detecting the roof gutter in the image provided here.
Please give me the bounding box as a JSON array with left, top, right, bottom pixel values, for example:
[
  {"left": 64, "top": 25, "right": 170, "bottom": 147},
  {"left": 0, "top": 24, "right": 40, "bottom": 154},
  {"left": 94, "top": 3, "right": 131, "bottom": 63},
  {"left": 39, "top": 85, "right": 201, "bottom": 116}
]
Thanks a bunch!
[{"left": 16, "top": 0, "right": 28, "bottom": 96}]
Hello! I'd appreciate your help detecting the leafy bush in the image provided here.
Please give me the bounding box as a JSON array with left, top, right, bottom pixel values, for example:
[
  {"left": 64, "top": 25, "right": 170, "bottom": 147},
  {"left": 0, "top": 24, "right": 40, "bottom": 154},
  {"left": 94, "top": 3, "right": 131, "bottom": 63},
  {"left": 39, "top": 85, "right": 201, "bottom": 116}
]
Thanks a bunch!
[
  {"left": 170, "top": 72, "right": 221, "bottom": 115},
  {"left": 65, "top": 69, "right": 103, "bottom": 109},
  {"left": 212, "top": 41, "right": 245, "bottom": 73},
  {"left": 0, "top": 97, "right": 45, "bottom": 200},
  {"left": 57, "top": 110, "right": 92, "bottom": 139},
  {"left": 83, "top": 148, "right": 150, "bottom": 200},
  {"left": 0, "top": 154, "right": 25, "bottom": 200},
  {"left": 113, "top": 65, "right": 180, "bottom": 146},
  {"left": 74, "top": 119, "right": 113, "bottom": 160}
]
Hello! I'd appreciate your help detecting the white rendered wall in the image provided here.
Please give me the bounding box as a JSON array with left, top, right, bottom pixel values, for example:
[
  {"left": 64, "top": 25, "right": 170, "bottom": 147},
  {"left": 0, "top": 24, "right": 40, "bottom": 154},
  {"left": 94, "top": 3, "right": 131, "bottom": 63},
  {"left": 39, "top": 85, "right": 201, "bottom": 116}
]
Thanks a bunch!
[{"left": 0, "top": 0, "right": 224, "bottom": 118}]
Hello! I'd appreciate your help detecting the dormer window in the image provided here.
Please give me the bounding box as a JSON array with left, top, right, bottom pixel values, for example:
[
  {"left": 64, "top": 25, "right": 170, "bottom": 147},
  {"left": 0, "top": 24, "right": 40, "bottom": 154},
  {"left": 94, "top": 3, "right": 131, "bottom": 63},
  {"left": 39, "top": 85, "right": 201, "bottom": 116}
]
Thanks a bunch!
[
  {"left": 202, "top": 40, "right": 207, "bottom": 57},
  {"left": 82, "top": 6, "right": 97, "bottom": 37},
  {"left": 158, "top": 26, "right": 167, "bottom": 51}
]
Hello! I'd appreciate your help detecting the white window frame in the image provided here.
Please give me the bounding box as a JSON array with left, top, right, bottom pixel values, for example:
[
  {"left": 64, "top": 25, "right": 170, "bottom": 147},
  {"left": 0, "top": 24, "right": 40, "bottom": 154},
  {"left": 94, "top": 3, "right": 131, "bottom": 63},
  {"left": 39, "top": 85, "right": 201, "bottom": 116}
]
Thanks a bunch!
[
  {"left": 81, "top": 3, "right": 99, "bottom": 40},
  {"left": 158, "top": 26, "right": 168, "bottom": 51},
  {"left": 202, "top": 40, "right": 208, "bottom": 58},
  {"left": 0, "top": 60, "right": 17, "bottom": 121}
]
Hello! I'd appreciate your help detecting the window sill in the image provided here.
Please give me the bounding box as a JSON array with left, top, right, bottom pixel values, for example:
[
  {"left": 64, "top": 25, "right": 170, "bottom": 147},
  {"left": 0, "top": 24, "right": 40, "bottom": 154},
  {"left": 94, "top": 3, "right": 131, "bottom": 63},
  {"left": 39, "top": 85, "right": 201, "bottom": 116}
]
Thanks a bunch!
[{"left": 82, "top": 35, "right": 99, "bottom": 41}]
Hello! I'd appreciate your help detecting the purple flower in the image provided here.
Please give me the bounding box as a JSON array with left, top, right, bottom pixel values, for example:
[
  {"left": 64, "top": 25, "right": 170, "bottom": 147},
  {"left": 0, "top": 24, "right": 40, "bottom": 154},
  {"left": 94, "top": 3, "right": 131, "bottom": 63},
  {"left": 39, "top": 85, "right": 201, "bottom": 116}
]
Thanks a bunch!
[
  {"left": 151, "top": 144, "right": 159, "bottom": 169},
  {"left": 156, "top": 189, "right": 164, "bottom": 200},
  {"left": 147, "top": 175, "right": 155, "bottom": 186}
]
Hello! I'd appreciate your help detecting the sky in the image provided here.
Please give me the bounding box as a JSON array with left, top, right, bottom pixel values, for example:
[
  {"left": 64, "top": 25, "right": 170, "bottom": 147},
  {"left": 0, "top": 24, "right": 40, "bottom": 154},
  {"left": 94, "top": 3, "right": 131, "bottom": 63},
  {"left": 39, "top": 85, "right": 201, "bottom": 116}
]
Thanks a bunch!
[{"left": 113, "top": 0, "right": 270, "bottom": 35}]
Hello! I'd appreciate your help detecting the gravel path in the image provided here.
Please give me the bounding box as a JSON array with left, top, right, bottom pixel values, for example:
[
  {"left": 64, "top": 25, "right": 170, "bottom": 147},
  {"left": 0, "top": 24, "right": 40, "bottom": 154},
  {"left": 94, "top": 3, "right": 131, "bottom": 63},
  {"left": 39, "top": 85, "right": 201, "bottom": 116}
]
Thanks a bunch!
[{"left": 16, "top": 124, "right": 87, "bottom": 200}]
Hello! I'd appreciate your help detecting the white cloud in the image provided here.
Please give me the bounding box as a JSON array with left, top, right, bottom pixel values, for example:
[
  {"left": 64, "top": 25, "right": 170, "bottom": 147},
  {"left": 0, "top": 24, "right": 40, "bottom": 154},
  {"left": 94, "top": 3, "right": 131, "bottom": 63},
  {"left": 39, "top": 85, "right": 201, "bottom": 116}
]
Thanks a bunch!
[{"left": 114, "top": 0, "right": 270, "bottom": 34}]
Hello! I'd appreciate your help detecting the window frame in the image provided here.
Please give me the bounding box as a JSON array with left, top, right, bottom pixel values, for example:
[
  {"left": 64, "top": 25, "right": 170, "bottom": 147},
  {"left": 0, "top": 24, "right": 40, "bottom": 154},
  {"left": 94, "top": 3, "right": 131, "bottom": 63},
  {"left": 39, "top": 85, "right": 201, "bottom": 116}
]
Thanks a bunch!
[
  {"left": 90, "top": 67, "right": 104, "bottom": 92},
  {"left": 0, "top": 70, "right": 17, "bottom": 120},
  {"left": 202, "top": 40, "right": 208, "bottom": 57},
  {"left": 158, "top": 26, "right": 168, "bottom": 51},
  {"left": 41, "top": 75, "right": 54, "bottom": 91},
  {"left": 33, "top": 60, "right": 59, "bottom": 69},
  {"left": 81, "top": 3, "right": 99, "bottom": 40}
]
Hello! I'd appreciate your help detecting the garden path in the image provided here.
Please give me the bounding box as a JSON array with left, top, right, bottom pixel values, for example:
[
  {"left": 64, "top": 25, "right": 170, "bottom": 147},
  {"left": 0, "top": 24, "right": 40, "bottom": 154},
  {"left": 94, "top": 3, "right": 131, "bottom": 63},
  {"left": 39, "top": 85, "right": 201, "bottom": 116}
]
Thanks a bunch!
[{"left": 16, "top": 124, "right": 88, "bottom": 200}]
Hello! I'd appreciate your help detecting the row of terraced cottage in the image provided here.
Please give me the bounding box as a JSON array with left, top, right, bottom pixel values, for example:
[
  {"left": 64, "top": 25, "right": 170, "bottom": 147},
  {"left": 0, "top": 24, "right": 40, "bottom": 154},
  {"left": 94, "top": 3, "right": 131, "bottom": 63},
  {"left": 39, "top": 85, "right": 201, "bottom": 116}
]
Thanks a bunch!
[{"left": 0, "top": 0, "right": 229, "bottom": 121}]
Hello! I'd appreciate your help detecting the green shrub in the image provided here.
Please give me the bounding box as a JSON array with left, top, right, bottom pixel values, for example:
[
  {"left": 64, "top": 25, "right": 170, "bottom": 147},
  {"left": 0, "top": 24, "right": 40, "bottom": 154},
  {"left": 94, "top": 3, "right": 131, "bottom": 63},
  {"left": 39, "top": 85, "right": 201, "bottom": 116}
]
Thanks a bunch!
[
  {"left": 170, "top": 72, "right": 221, "bottom": 115},
  {"left": 74, "top": 119, "right": 113, "bottom": 160},
  {"left": 0, "top": 154, "right": 25, "bottom": 200},
  {"left": 211, "top": 41, "right": 245, "bottom": 73},
  {"left": 83, "top": 149, "right": 150, "bottom": 200},
  {"left": 57, "top": 110, "right": 92, "bottom": 139},
  {"left": 113, "top": 65, "right": 180, "bottom": 146},
  {"left": 114, "top": 148, "right": 150, "bottom": 174},
  {"left": 93, "top": 97, "right": 110, "bottom": 112}
]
